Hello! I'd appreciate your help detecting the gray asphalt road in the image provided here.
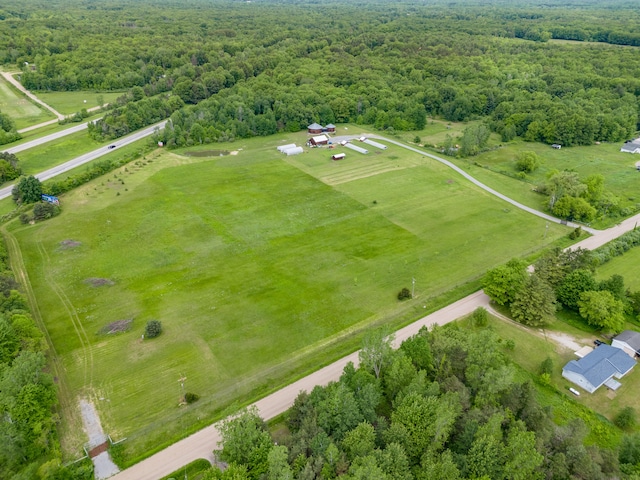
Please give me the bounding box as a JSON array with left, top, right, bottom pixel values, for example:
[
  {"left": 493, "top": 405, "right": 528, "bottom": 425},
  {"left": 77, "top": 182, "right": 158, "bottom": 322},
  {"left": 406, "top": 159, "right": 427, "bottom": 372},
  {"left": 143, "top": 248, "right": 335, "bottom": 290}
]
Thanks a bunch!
[
  {"left": 4, "top": 121, "right": 94, "bottom": 155},
  {"left": 0, "top": 120, "right": 166, "bottom": 200}
]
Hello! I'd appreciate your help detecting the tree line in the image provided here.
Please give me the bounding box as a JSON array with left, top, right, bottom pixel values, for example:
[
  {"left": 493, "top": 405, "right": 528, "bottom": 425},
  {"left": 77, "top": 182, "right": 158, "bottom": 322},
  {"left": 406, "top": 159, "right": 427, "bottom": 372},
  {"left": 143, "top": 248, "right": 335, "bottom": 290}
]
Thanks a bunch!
[
  {"left": 203, "top": 325, "right": 632, "bottom": 479},
  {"left": 0, "top": 236, "right": 93, "bottom": 479},
  {"left": 1, "top": 0, "right": 638, "bottom": 148},
  {"left": 484, "top": 228, "right": 640, "bottom": 332}
]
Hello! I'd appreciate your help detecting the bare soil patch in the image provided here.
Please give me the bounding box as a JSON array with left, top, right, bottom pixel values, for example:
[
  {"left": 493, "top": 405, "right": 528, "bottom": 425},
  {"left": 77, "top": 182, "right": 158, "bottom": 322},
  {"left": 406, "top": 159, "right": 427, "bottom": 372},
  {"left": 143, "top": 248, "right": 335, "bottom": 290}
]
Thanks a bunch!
[
  {"left": 59, "top": 239, "right": 81, "bottom": 249},
  {"left": 84, "top": 277, "right": 115, "bottom": 287},
  {"left": 99, "top": 319, "right": 132, "bottom": 335}
]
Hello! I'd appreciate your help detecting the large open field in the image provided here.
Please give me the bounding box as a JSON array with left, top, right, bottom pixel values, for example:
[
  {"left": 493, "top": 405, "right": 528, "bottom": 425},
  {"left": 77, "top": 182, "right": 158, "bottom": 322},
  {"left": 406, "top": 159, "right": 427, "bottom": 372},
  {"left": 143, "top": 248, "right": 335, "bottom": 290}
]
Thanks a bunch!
[
  {"left": 35, "top": 90, "right": 125, "bottom": 115},
  {"left": 0, "top": 77, "right": 55, "bottom": 129},
  {"left": 10, "top": 132, "right": 571, "bottom": 459}
]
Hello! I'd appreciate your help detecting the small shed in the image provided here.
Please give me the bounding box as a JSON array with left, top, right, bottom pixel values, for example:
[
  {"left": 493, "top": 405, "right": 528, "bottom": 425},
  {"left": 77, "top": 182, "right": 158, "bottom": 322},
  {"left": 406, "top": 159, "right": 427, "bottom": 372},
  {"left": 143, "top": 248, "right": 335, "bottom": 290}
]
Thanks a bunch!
[
  {"left": 277, "top": 143, "right": 297, "bottom": 153},
  {"left": 551, "top": 144, "right": 562, "bottom": 149},
  {"left": 325, "top": 124, "right": 336, "bottom": 133},
  {"left": 284, "top": 146, "right": 304, "bottom": 156},
  {"left": 307, "top": 123, "right": 323, "bottom": 134},
  {"left": 621, "top": 139, "right": 640, "bottom": 154},
  {"left": 310, "top": 135, "right": 329, "bottom": 146},
  {"left": 362, "top": 138, "right": 388, "bottom": 150},
  {"left": 331, "top": 153, "right": 346, "bottom": 161},
  {"left": 344, "top": 143, "right": 369, "bottom": 154},
  {"left": 612, "top": 330, "right": 640, "bottom": 357}
]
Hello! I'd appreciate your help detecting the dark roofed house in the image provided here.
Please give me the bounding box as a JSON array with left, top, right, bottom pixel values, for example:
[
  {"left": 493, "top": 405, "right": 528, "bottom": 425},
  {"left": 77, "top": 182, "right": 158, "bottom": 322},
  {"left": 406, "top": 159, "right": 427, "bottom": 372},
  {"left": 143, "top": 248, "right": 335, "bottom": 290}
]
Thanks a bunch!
[
  {"left": 325, "top": 124, "right": 336, "bottom": 133},
  {"left": 308, "top": 123, "right": 323, "bottom": 134},
  {"left": 562, "top": 344, "right": 636, "bottom": 393},
  {"left": 612, "top": 330, "right": 640, "bottom": 357}
]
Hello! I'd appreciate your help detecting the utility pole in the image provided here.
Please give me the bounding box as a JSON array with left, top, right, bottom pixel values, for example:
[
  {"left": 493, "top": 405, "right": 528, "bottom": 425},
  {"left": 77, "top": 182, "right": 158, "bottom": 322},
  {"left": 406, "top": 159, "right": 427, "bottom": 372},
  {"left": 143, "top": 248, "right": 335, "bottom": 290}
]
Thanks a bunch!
[{"left": 178, "top": 375, "right": 187, "bottom": 405}]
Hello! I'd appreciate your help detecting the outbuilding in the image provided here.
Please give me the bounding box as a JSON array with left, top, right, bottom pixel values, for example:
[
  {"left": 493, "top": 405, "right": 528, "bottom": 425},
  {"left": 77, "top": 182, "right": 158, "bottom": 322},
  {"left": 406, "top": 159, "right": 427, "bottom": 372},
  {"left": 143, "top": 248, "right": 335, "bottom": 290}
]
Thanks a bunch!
[
  {"left": 612, "top": 330, "right": 640, "bottom": 357},
  {"left": 344, "top": 142, "right": 369, "bottom": 154},
  {"left": 331, "top": 153, "right": 346, "bottom": 161},
  {"left": 310, "top": 135, "right": 329, "bottom": 146},
  {"left": 284, "top": 146, "right": 304, "bottom": 156},
  {"left": 277, "top": 143, "right": 297, "bottom": 153},
  {"left": 307, "top": 123, "right": 323, "bottom": 134},
  {"left": 551, "top": 144, "right": 562, "bottom": 149},
  {"left": 325, "top": 124, "right": 336, "bottom": 133},
  {"left": 621, "top": 139, "right": 640, "bottom": 154}
]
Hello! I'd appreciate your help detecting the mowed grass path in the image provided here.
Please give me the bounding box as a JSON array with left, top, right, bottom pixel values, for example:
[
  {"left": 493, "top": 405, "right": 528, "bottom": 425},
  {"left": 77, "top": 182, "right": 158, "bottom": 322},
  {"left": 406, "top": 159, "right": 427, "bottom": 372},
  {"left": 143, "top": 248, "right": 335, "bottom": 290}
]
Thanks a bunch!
[
  {"left": 0, "top": 77, "right": 54, "bottom": 129},
  {"left": 12, "top": 135, "right": 568, "bottom": 458}
]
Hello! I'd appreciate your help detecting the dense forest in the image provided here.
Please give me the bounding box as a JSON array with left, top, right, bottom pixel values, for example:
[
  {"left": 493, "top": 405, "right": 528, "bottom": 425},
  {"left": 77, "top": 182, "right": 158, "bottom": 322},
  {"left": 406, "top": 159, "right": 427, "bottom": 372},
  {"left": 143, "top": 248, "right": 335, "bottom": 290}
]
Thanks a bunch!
[
  {"left": 0, "top": 0, "right": 638, "bottom": 148},
  {"left": 206, "top": 325, "right": 638, "bottom": 480}
]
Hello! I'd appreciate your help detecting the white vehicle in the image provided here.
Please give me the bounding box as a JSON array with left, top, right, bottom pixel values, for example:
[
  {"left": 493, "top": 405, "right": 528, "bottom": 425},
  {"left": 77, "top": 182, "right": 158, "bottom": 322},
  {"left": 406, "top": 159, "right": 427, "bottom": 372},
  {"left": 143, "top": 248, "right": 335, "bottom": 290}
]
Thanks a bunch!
[{"left": 569, "top": 387, "right": 580, "bottom": 396}]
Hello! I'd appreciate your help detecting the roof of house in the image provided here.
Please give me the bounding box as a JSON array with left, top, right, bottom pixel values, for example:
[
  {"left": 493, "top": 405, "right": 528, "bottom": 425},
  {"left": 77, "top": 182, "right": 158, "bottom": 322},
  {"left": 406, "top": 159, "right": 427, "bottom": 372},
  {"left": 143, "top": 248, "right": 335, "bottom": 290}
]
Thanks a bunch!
[
  {"left": 563, "top": 344, "right": 636, "bottom": 390},
  {"left": 312, "top": 134, "right": 328, "bottom": 143},
  {"left": 614, "top": 330, "right": 640, "bottom": 352},
  {"left": 307, "top": 123, "right": 323, "bottom": 130},
  {"left": 325, "top": 124, "right": 336, "bottom": 128}
]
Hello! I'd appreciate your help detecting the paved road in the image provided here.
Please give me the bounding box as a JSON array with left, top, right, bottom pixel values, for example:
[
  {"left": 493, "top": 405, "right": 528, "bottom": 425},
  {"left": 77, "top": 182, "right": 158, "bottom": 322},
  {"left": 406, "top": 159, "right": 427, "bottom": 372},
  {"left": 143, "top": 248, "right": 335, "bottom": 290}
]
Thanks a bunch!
[
  {"left": 0, "top": 121, "right": 166, "bottom": 200},
  {"left": 4, "top": 121, "right": 94, "bottom": 155}
]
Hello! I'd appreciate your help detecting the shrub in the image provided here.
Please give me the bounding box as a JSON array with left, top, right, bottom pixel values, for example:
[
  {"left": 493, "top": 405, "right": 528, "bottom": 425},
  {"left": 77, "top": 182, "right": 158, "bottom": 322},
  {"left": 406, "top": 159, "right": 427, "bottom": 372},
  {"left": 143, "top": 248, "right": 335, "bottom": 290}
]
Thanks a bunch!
[
  {"left": 470, "top": 307, "right": 488, "bottom": 327},
  {"left": 539, "top": 357, "right": 554, "bottom": 376},
  {"left": 19, "top": 213, "right": 31, "bottom": 224},
  {"left": 33, "top": 202, "right": 58, "bottom": 221},
  {"left": 397, "top": 288, "right": 412, "bottom": 300},
  {"left": 615, "top": 406, "right": 637, "bottom": 430},
  {"left": 145, "top": 320, "right": 162, "bottom": 338},
  {"left": 569, "top": 226, "right": 582, "bottom": 240},
  {"left": 184, "top": 392, "right": 200, "bottom": 404}
]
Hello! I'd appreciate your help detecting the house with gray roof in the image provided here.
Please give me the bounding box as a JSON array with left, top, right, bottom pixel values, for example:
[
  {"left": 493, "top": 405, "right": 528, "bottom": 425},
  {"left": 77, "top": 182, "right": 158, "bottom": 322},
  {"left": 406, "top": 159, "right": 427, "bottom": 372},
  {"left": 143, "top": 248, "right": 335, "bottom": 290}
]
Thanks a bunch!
[
  {"left": 307, "top": 123, "right": 323, "bottom": 134},
  {"left": 612, "top": 330, "right": 640, "bottom": 357},
  {"left": 562, "top": 344, "right": 636, "bottom": 393}
]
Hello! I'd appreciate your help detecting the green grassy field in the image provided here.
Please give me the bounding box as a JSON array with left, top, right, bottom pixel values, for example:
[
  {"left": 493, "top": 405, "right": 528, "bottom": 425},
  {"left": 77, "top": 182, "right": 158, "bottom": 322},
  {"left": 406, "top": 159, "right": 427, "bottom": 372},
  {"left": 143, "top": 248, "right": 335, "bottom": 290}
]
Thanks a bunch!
[
  {"left": 463, "top": 140, "right": 640, "bottom": 227},
  {"left": 35, "top": 90, "right": 124, "bottom": 115},
  {"left": 0, "top": 77, "right": 55, "bottom": 129},
  {"left": 596, "top": 247, "right": 640, "bottom": 291},
  {"left": 16, "top": 130, "right": 112, "bottom": 175},
  {"left": 10, "top": 131, "right": 571, "bottom": 459}
]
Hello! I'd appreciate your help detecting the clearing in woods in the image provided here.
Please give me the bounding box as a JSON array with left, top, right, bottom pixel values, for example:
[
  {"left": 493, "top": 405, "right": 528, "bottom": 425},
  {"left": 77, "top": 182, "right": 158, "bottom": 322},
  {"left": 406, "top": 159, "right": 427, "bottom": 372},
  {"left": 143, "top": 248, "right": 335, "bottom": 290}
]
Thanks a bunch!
[{"left": 11, "top": 133, "right": 571, "bottom": 461}]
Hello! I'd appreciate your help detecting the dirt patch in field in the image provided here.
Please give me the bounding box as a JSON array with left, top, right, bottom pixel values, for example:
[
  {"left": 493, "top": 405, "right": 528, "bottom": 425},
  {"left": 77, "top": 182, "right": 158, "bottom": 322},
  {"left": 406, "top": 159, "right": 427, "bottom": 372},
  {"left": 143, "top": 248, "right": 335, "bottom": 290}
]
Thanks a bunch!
[
  {"left": 184, "top": 150, "right": 229, "bottom": 157},
  {"left": 84, "top": 278, "right": 115, "bottom": 287},
  {"left": 98, "top": 319, "right": 132, "bottom": 335},
  {"left": 59, "top": 239, "right": 81, "bottom": 249}
]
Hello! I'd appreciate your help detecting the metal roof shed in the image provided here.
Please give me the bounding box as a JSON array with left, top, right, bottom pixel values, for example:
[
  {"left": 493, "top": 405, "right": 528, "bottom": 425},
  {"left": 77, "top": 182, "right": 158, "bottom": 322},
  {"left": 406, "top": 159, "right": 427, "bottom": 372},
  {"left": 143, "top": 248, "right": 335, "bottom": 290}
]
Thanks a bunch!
[
  {"left": 344, "top": 143, "right": 369, "bottom": 154},
  {"left": 277, "top": 143, "right": 297, "bottom": 153},
  {"left": 362, "top": 139, "right": 388, "bottom": 150},
  {"left": 284, "top": 146, "right": 304, "bottom": 156}
]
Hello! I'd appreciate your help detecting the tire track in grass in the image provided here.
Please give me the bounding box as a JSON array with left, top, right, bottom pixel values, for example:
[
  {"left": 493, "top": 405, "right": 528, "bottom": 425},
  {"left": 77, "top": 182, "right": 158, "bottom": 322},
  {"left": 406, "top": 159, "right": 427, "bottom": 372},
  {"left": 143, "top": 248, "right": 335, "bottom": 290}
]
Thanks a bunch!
[
  {"left": 0, "top": 224, "right": 81, "bottom": 440},
  {"left": 34, "top": 225, "right": 94, "bottom": 388}
]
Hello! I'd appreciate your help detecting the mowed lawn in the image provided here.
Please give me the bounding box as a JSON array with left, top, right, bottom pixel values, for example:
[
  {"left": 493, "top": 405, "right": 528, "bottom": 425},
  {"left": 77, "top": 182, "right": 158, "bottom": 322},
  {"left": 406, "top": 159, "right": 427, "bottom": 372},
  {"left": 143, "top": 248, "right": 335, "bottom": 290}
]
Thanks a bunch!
[
  {"left": 597, "top": 246, "right": 640, "bottom": 291},
  {"left": 12, "top": 135, "right": 569, "bottom": 458},
  {"left": 0, "top": 77, "right": 55, "bottom": 129},
  {"left": 36, "top": 90, "right": 124, "bottom": 115}
]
